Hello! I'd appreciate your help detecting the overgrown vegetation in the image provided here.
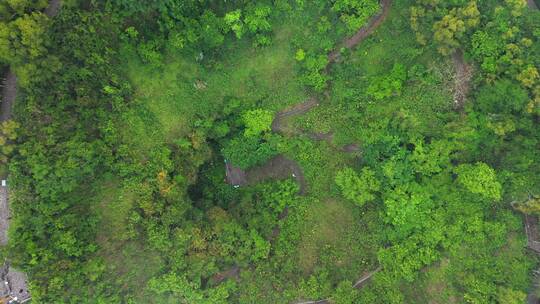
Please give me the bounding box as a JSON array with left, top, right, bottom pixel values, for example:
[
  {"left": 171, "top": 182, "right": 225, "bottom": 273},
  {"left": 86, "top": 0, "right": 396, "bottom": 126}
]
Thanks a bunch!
[{"left": 0, "top": 0, "right": 538, "bottom": 303}]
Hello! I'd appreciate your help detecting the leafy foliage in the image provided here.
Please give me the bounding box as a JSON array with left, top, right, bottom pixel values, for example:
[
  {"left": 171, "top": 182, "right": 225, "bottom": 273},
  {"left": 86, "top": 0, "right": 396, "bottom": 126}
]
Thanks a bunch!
[
  {"left": 455, "top": 162, "right": 502, "bottom": 201},
  {"left": 367, "top": 63, "right": 407, "bottom": 100},
  {"left": 242, "top": 109, "right": 274, "bottom": 137},
  {"left": 335, "top": 167, "right": 380, "bottom": 206},
  {"left": 332, "top": 0, "right": 379, "bottom": 33}
]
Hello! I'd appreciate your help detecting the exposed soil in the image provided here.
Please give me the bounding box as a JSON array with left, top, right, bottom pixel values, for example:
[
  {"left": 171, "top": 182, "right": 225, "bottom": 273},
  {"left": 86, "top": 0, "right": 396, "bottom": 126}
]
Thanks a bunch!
[
  {"left": 0, "top": 70, "right": 17, "bottom": 123},
  {"left": 525, "top": 215, "right": 540, "bottom": 253},
  {"left": 353, "top": 266, "right": 381, "bottom": 288},
  {"left": 0, "top": 185, "right": 8, "bottom": 246},
  {"left": 246, "top": 155, "right": 307, "bottom": 195},
  {"left": 341, "top": 143, "right": 361, "bottom": 153},
  {"left": 295, "top": 300, "right": 329, "bottom": 304},
  {"left": 226, "top": 156, "right": 306, "bottom": 194},
  {"left": 525, "top": 213, "right": 540, "bottom": 304},
  {"left": 528, "top": 0, "right": 539, "bottom": 10},
  {"left": 225, "top": 162, "right": 247, "bottom": 186},
  {"left": 327, "top": 0, "right": 392, "bottom": 64},
  {"left": 210, "top": 265, "right": 240, "bottom": 285},
  {"left": 451, "top": 49, "right": 473, "bottom": 109},
  {"left": 271, "top": 97, "right": 320, "bottom": 133},
  {"left": 44, "top": 0, "right": 62, "bottom": 17}
]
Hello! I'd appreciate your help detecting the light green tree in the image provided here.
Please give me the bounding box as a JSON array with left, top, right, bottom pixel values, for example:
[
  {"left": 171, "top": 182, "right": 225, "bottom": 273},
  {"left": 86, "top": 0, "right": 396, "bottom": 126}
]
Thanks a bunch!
[
  {"left": 0, "top": 12, "right": 48, "bottom": 64},
  {"left": 332, "top": 0, "right": 379, "bottom": 33},
  {"left": 224, "top": 9, "right": 244, "bottom": 39},
  {"left": 332, "top": 280, "right": 358, "bottom": 304},
  {"left": 335, "top": 167, "right": 380, "bottom": 207},
  {"left": 454, "top": 162, "right": 502, "bottom": 201},
  {"left": 495, "top": 287, "right": 526, "bottom": 304},
  {"left": 432, "top": 1, "right": 480, "bottom": 55},
  {"left": 242, "top": 109, "right": 274, "bottom": 137},
  {"left": 0, "top": 120, "right": 19, "bottom": 170}
]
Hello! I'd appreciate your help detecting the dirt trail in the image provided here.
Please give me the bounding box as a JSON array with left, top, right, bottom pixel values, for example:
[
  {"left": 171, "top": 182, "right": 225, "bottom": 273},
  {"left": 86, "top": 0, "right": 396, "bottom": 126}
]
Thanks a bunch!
[
  {"left": 0, "top": 185, "right": 8, "bottom": 246},
  {"left": 452, "top": 49, "right": 473, "bottom": 109},
  {"left": 223, "top": 0, "right": 391, "bottom": 295},
  {"left": 353, "top": 266, "right": 382, "bottom": 288},
  {"left": 271, "top": 97, "right": 319, "bottom": 133},
  {"left": 210, "top": 265, "right": 240, "bottom": 285},
  {"left": 0, "top": 71, "right": 17, "bottom": 123},
  {"left": 226, "top": 156, "right": 307, "bottom": 194},
  {"left": 246, "top": 155, "right": 307, "bottom": 194},
  {"left": 525, "top": 214, "right": 540, "bottom": 253},
  {"left": 293, "top": 267, "right": 381, "bottom": 304},
  {"left": 44, "top": 0, "right": 62, "bottom": 17},
  {"left": 528, "top": 0, "right": 539, "bottom": 10},
  {"left": 328, "top": 0, "right": 392, "bottom": 63},
  {"left": 227, "top": 0, "right": 391, "bottom": 192},
  {"left": 272, "top": 0, "right": 392, "bottom": 134}
]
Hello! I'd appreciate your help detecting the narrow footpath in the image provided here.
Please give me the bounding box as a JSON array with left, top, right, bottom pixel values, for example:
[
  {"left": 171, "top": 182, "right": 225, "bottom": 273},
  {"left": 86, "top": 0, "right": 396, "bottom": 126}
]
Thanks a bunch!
[
  {"left": 223, "top": 1, "right": 392, "bottom": 300},
  {"left": 226, "top": 0, "right": 392, "bottom": 193}
]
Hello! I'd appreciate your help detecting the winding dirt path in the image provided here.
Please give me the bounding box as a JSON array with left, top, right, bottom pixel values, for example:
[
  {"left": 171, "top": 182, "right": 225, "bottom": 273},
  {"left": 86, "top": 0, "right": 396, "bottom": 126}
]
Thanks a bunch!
[
  {"left": 271, "top": 0, "right": 392, "bottom": 135},
  {"left": 223, "top": 0, "right": 391, "bottom": 297},
  {"left": 227, "top": 0, "right": 391, "bottom": 192},
  {"left": 328, "top": 0, "right": 392, "bottom": 64}
]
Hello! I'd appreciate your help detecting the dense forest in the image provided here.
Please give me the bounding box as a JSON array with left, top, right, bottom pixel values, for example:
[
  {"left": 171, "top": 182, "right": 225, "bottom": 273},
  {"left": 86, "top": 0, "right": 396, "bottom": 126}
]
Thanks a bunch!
[{"left": 0, "top": 0, "right": 539, "bottom": 303}]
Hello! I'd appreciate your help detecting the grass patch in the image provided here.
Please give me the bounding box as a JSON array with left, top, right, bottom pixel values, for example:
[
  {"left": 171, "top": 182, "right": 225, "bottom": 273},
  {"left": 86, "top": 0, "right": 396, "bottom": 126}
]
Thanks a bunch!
[
  {"left": 297, "top": 198, "right": 380, "bottom": 281},
  {"left": 292, "top": 0, "right": 454, "bottom": 145},
  {"left": 92, "top": 176, "right": 165, "bottom": 302},
  {"left": 119, "top": 23, "right": 308, "bottom": 156}
]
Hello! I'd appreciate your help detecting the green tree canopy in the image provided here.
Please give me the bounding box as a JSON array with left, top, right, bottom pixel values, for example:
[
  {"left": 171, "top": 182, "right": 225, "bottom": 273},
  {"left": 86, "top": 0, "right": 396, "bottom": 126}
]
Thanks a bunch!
[
  {"left": 454, "top": 162, "right": 502, "bottom": 201},
  {"left": 335, "top": 167, "right": 381, "bottom": 207},
  {"left": 242, "top": 109, "right": 274, "bottom": 137}
]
